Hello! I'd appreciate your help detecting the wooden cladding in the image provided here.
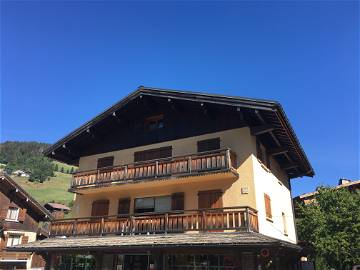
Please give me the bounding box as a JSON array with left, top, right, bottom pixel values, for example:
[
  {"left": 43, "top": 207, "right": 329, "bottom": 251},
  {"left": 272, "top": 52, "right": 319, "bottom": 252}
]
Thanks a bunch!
[
  {"left": 91, "top": 200, "right": 109, "bottom": 217},
  {"left": 71, "top": 149, "right": 237, "bottom": 189},
  {"left": 118, "top": 198, "right": 131, "bottom": 215},
  {"left": 97, "top": 156, "right": 114, "bottom": 169},
  {"left": 49, "top": 206, "right": 259, "bottom": 237},
  {"left": 134, "top": 146, "right": 172, "bottom": 162},
  {"left": 18, "top": 208, "right": 26, "bottom": 222},
  {"left": 197, "top": 138, "right": 220, "bottom": 153},
  {"left": 171, "top": 193, "right": 184, "bottom": 211},
  {"left": 264, "top": 194, "right": 272, "bottom": 219},
  {"left": 198, "top": 190, "right": 223, "bottom": 209},
  {"left": 145, "top": 114, "right": 164, "bottom": 131}
]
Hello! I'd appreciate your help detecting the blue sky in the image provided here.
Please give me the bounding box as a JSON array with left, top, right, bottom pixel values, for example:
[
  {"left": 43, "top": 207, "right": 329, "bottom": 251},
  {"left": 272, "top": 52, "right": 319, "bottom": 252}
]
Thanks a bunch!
[{"left": 1, "top": 1, "right": 358, "bottom": 196}]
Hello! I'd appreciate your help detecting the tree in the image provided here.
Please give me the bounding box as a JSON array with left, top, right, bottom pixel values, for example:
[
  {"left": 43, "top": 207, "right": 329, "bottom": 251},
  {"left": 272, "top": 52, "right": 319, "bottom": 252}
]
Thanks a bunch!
[
  {"left": 297, "top": 187, "right": 360, "bottom": 270},
  {"left": 66, "top": 168, "right": 70, "bottom": 174},
  {"left": 60, "top": 167, "right": 64, "bottom": 173},
  {"left": 54, "top": 163, "right": 59, "bottom": 171},
  {"left": 70, "top": 167, "right": 74, "bottom": 174}
]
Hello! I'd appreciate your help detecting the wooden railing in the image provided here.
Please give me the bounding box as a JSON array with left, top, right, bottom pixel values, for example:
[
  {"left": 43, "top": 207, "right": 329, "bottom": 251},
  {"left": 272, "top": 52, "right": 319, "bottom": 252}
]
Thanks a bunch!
[
  {"left": 71, "top": 149, "right": 237, "bottom": 189},
  {"left": 0, "top": 251, "right": 31, "bottom": 260},
  {"left": 49, "top": 207, "right": 258, "bottom": 237}
]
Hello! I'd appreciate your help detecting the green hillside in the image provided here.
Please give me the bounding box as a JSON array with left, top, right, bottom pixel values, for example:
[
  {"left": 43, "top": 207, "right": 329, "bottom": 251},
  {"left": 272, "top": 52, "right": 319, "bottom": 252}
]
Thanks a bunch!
[{"left": 12, "top": 172, "right": 74, "bottom": 206}]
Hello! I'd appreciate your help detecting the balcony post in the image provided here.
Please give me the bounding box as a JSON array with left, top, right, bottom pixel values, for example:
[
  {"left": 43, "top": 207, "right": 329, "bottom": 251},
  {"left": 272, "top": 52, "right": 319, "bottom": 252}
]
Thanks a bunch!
[
  {"left": 245, "top": 208, "right": 250, "bottom": 232},
  {"left": 164, "top": 213, "right": 168, "bottom": 234},
  {"left": 188, "top": 157, "right": 192, "bottom": 173},
  {"left": 155, "top": 161, "right": 159, "bottom": 177},
  {"left": 225, "top": 149, "right": 231, "bottom": 168},
  {"left": 124, "top": 165, "right": 128, "bottom": 180},
  {"left": 100, "top": 217, "right": 104, "bottom": 236},
  {"left": 96, "top": 169, "right": 100, "bottom": 183},
  {"left": 201, "top": 210, "right": 206, "bottom": 231},
  {"left": 72, "top": 219, "right": 77, "bottom": 236},
  {"left": 130, "top": 216, "right": 134, "bottom": 235}
]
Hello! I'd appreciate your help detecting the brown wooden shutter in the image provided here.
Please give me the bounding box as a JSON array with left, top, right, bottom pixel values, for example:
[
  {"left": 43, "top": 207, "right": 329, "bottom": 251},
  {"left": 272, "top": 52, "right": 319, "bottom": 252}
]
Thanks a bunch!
[
  {"left": 91, "top": 200, "right": 109, "bottom": 217},
  {"left": 264, "top": 194, "right": 272, "bottom": 219},
  {"left": 134, "top": 146, "right": 172, "bottom": 162},
  {"left": 171, "top": 193, "right": 184, "bottom": 211},
  {"left": 0, "top": 207, "right": 8, "bottom": 220},
  {"left": 0, "top": 236, "right": 8, "bottom": 249},
  {"left": 97, "top": 156, "right": 114, "bottom": 169},
  {"left": 197, "top": 138, "right": 220, "bottom": 153},
  {"left": 21, "top": 235, "right": 29, "bottom": 244},
  {"left": 118, "top": 198, "right": 130, "bottom": 215},
  {"left": 18, "top": 208, "right": 27, "bottom": 222},
  {"left": 198, "top": 190, "right": 223, "bottom": 209}
]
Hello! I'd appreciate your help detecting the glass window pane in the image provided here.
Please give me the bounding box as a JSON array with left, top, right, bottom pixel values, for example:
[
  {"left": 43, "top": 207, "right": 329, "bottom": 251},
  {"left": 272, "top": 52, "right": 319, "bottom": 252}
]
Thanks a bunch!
[
  {"left": 135, "top": 198, "right": 154, "bottom": 209},
  {"left": 154, "top": 196, "right": 171, "bottom": 212}
]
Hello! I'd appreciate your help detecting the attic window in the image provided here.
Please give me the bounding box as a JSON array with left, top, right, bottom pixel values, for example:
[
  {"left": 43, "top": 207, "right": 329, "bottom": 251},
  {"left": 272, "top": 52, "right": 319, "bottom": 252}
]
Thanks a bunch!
[
  {"left": 145, "top": 114, "right": 164, "bottom": 131},
  {"left": 97, "top": 156, "right": 114, "bottom": 169}
]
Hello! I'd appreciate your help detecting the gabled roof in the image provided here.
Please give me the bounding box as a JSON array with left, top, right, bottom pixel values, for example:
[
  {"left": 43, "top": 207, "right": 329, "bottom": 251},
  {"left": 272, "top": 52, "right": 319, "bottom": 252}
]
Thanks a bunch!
[
  {"left": 44, "top": 86, "right": 314, "bottom": 179},
  {"left": 0, "top": 173, "right": 53, "bottom": 222}
]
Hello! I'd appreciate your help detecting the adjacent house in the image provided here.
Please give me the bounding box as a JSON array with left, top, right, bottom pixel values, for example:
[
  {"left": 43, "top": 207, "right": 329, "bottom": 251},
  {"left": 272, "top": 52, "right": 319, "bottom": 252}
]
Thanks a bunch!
[
  {"left": 44, "top": 203, "right": 71, "bottom": 219},
  {"left": 0, "top": 173, "right": 53, "bottom": 270},
  {"left": 10, "top": 87, "right": 314, "bottom": 270}
]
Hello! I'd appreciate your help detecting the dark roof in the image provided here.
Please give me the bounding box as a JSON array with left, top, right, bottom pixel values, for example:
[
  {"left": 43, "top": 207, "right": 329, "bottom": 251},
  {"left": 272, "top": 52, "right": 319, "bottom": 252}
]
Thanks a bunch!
[
  {"left": 8, "top": 232, "right": 301, "bottom": 252},
  {"left": 44, "top": 202, "right": 71, "bottom": 211},
  {"left": 44, "top": 86, "right": 314, "bottom": 178},
  {"left": 0, "top": 173, "right": 54, "bottom": 222}
]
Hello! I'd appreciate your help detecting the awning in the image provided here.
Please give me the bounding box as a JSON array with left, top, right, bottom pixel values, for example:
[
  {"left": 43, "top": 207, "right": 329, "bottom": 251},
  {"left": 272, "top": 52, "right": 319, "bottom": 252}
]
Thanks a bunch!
[{"left": 8, "top": 232, "right": 301, "bottom": 252}]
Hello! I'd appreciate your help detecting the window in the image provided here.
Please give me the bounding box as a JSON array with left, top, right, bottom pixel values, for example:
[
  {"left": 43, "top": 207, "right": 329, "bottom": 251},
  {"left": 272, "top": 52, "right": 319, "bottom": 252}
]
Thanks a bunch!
[
  {"left": 97, "top": 156, "right": 114, "bottom": 169},
  {"left": 134, "top": 146, "right": 172, "bottom": 162},
  {"left": 145, "top": 114, "right": 164, "bottom": 131},
  {"left": 134, "top": 196, "right": 171, "bottom": 213},
  {"left": 7, "top": 235, "right": 21, "bottom": 247},
  {"left": 197, "top": 138, "right": 220, "bottom": 153},
  {"left": 6, "top": 207, "right": 19, "bottom": 221},
  {"left": 282, "top": 212, "right": 288, "bottom": 235},
  {"left": 264, "top": 194, "right": 272, "bottom": 220}
]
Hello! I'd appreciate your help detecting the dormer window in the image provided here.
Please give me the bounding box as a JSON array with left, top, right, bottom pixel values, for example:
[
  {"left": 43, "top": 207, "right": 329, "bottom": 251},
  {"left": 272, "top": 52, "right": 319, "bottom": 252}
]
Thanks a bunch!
[
  {"left": 145, "top": 114, "right": 164, "bottom": 131},
  {"left": 6, "top": 207, "right": 19, "bottom": 221}
]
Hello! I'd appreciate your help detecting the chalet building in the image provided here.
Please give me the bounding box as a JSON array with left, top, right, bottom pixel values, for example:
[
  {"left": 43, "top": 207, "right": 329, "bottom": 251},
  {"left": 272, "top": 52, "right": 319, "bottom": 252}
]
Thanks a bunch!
[
  {"left": 10, "top": 87, "right": 314, "bottom": 270},
  {"left": 0, "top": 173, "right": 53, "bottom": 270},
  {"left": 44, "top": 203, "right": 71, "bottom": 220}
]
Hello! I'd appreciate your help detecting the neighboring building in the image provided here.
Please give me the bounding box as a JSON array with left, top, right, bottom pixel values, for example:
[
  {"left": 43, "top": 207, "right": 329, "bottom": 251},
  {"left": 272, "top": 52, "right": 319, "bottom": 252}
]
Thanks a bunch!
[
  {"left": 44, "top": 203, "right": 71, "bottom": 219},
  {"left": 294, "top": 178, "right": 360, "bottom": 205},
  {"left": 12, "top": 170, "right": 30, "bottom": 178},
  {"left": 0, "top": 173, "right": 53, "bottom": 270},
  {"left": 10, "top": 87, "right": 314, "bottom": 270}
]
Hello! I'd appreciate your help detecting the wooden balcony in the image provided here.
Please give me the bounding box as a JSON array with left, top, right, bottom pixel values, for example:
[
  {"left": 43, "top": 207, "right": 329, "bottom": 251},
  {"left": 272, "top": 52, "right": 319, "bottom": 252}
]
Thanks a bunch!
[
  {"left": 71, "top": 149, "right": 237, "bottom": 191},
  {"left": 49, "top": 207, "right": 258, "bottom": 237},
  {"left": 0, "top": 251, "right": 31, "bottom": 260}
]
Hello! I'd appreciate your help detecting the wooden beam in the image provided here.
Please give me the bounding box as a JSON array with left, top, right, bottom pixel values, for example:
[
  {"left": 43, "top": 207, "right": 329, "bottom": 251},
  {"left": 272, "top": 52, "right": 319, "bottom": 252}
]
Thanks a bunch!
[
  {"left": 269, "top": 147, "right": 289, "bottom": 156},
  {"left": 282, "top": 163, "right": 299, "bottom": 170},
  {"left": 250, "top": 124, "right": 274, "bottom": 136}
]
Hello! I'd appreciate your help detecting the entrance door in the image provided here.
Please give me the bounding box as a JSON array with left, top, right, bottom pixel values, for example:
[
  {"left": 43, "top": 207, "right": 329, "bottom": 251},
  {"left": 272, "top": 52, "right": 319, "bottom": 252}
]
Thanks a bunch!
[{"left": 124, "top": 255, "right": 149, "bottom": 270}]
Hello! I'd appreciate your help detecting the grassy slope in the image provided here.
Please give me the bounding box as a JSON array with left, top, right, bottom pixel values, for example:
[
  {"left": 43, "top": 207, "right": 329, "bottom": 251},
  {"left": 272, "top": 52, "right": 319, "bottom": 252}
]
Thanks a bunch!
[{"left": 12, "top": 172, "right": 74, "bottom": 206}]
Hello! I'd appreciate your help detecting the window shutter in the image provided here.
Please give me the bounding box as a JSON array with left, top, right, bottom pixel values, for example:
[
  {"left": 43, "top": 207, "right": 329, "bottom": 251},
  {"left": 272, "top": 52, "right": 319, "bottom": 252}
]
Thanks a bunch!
[
  {"left": 0, "top": 207, "right": 8, "bottom": 220},
  {"left": 197, "top": 138, "right": 220, "bottom": 153},
  {"left": 97, "top": 156, "right": 114, "bottom": 169},
  {"left": 134, "top": 146, "right": 172, "bottom": 162},
  {"left": 118, "top": 198, "right": 131, "bottom": 215},
  {"left": 264, "top": 194, "right": 272, "bottom": 219},
  {"left": 91, "top": 200, "right": 109, "bottom": 217},
  {"left": 18, "top": 208, "right": 27, "bottom": 222},
  {"left": 21, "top": 235, "right": 29, "bottom": 244},
  {"left": 0, "top": 236, "right": 7, "bottom": 249},
  {"left": 171, "top": 193, "right": 184, "bottom": 211},
  {"left": 198, "top": 190, "right": 223, "bottom": 209}
]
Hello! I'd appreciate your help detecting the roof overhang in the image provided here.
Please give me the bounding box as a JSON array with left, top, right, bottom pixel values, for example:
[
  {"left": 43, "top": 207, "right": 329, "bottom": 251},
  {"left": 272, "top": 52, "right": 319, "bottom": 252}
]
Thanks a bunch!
[{"left": 44, "top": 86, "right": 314, "bottom": 179}]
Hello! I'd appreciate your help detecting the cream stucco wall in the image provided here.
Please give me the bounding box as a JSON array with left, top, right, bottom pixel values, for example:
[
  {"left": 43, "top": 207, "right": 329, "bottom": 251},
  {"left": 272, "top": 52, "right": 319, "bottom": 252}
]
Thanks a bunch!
[
  {"left": 72, "top": 127, "right": 297, "bottom": 243},
  {"left": 3, "top": 230, "right": 37, "bottom": 269}
]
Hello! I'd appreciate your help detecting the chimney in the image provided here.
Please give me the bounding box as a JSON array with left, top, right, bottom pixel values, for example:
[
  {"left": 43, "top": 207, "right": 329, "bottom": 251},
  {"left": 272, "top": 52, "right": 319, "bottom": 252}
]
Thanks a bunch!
[{"left": 338, "top": 178, "right": 351, "bottom": 185}]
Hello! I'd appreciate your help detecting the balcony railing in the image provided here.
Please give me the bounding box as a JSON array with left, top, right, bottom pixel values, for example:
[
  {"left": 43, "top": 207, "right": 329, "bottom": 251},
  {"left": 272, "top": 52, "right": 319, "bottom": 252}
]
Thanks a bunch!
[
  {"left": 49, "top": 207, "right": 258, "bottom": 237},
  {"left": 71, "top": 149, "right": 237, "bottom": 189}
]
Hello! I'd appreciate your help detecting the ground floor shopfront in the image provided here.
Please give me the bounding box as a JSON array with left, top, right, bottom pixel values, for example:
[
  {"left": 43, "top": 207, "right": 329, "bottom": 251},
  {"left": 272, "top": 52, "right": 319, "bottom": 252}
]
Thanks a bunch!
[{"left": 46, "top": 248, "right": 302, "bottom": 270}]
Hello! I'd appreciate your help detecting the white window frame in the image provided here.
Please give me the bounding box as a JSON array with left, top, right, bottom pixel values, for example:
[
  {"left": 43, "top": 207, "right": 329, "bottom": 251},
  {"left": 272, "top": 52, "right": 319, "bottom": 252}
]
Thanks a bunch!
[
  {"left": 6, "top": 207, "right": 19, "bottom": 221},
  {"left": 6, "top": 234, "right": 21, "bottom": 247}
]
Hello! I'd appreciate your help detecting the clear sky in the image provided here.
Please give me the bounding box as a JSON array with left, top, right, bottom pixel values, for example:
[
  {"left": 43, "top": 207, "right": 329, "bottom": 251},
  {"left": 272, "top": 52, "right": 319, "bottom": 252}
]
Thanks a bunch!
[{"left": 1, "top": 1, "right": 359, "bottom": 196}]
